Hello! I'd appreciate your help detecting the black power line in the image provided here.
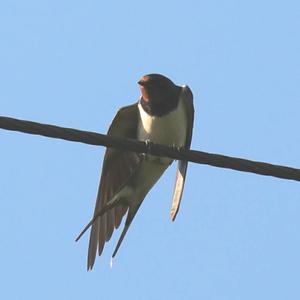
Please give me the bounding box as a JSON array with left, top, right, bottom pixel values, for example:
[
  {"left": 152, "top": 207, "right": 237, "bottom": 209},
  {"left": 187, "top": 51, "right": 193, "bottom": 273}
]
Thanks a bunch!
[{"left": 1, "top": 115, "right": 300, "bottom": 182}]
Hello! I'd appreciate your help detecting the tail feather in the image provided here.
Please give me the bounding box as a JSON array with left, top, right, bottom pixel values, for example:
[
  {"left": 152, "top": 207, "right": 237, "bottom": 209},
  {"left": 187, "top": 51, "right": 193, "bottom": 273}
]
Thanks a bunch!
[
  {"left": 112, "top": 210, "right": 132, "bottom": 258},
  {"left": 98, "top": 215, "right": 107, "bottom": 255},
  {"left": 111, "top": 204, "right": 141, "bottom": 258},
  {"left": 112, "top": 223, "right": 130, "bottom": 258},
  {"left": 87, "top": 220, "right": 99, "bottom": 270}
]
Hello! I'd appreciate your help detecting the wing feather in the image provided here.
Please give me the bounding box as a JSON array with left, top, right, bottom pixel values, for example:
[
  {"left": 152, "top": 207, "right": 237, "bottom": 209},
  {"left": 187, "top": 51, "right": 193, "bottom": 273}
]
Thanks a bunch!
[
  {"left": 87, "top": 103, "right": 143, "bottom": 270},
  {"left": 170, "top": 86, "right": 194, "bottom": 221}
]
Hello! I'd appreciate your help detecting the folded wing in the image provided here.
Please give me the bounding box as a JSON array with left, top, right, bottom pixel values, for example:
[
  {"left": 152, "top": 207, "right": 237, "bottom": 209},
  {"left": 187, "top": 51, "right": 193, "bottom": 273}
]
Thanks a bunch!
[
  {"left": 170, "top": 85, "right": 194, "bottom": 221},
  {"left": 87, "top": 103, "right": 143, "bottom": 270}
]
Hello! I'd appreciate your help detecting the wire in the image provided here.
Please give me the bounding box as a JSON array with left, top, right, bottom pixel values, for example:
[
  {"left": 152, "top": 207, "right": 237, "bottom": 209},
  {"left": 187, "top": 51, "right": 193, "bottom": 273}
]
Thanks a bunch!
[{"left": 1, "top": 115, "right": 300, "bottom": 182}]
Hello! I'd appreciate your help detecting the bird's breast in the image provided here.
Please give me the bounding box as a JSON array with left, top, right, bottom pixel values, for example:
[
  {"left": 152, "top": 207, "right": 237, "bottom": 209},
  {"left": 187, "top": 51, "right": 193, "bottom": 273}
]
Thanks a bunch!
[{"left": 137, "top": 98, "right": 187, "bottom": 147}]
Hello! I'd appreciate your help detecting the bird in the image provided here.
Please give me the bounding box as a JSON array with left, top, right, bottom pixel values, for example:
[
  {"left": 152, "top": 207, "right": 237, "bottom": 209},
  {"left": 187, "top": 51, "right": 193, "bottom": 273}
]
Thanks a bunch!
[{"left": 76, "top": 73, "right": 194, "bottom": 270}]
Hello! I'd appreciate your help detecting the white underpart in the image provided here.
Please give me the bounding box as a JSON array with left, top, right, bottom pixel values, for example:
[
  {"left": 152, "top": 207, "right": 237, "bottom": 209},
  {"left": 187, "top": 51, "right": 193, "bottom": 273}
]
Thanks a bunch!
[
  {"left": 115, "top": 89, "right": 188, "bottom": 206},
  {"left": 137, "top": 90, "right": 187, "bottom": 148}
]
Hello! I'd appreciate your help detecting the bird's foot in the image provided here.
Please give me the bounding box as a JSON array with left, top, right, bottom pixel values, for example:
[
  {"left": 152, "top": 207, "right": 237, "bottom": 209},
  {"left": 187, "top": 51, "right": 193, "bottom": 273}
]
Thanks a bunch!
[
  {"left": 144, "top": 139, "right": 153, "bottom": 153},
  {"left": 171, "top": 143, "right": 183, "bottom": 152},
  {"left": 170, "top": 143, "right": 184, "bottom": 161}
]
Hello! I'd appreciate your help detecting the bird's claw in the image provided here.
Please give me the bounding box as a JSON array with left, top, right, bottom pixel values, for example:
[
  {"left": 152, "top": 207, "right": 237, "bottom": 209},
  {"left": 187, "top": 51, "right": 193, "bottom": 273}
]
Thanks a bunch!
[
  {"left": 145, "top": 139, "right": 152, "bottom": 153},
  {"left": 172, "top": 143, "right": 182, "bottom": 152}
]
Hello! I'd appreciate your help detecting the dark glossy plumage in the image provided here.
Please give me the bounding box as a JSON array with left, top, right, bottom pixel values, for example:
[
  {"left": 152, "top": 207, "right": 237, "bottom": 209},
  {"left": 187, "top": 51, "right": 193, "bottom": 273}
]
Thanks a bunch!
[{"left": 76, "top": 74, "right": 194, "bottom": 270}]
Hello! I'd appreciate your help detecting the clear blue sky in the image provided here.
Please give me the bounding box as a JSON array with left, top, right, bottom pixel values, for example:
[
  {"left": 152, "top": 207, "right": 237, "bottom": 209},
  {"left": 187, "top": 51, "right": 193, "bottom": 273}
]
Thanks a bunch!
[{"left": 1, "top": 1, "right": 299, "bottom": 299}]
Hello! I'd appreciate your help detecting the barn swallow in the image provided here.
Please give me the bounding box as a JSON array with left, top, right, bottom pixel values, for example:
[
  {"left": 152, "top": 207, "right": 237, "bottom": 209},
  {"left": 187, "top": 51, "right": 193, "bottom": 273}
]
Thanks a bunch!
[{"left": 76, "top": 74, "right": 194, "bottom": 270}]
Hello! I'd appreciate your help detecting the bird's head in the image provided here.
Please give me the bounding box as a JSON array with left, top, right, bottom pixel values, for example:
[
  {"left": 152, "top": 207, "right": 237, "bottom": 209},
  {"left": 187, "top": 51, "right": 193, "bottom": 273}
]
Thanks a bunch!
[{"left": 138, "top": 74, "right": 181, "bottom": 116}]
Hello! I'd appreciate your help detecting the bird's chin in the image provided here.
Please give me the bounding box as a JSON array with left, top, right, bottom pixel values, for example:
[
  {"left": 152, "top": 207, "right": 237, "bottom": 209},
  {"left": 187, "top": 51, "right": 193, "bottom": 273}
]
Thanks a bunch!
[
  {"left": 141, "top": 96, "right": 150, "bottom": 103},
  {"left": 140, "top": 86, "right": 150, "bottom": 102}
]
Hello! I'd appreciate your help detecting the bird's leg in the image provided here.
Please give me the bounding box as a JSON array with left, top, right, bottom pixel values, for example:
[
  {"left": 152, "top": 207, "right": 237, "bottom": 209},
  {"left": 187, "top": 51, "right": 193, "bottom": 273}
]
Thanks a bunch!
[
  {"left": 144, "top": 139, "right": 153, "bottom": 153},
  {"left": 172, "top": 142, "right": 184, "bottom": 153},
  {"left": 170, "top": 143, "right": 184, "bottom": 161},
  {"left": 141, "top": 139, "right": 152, "bottom": 161}
]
